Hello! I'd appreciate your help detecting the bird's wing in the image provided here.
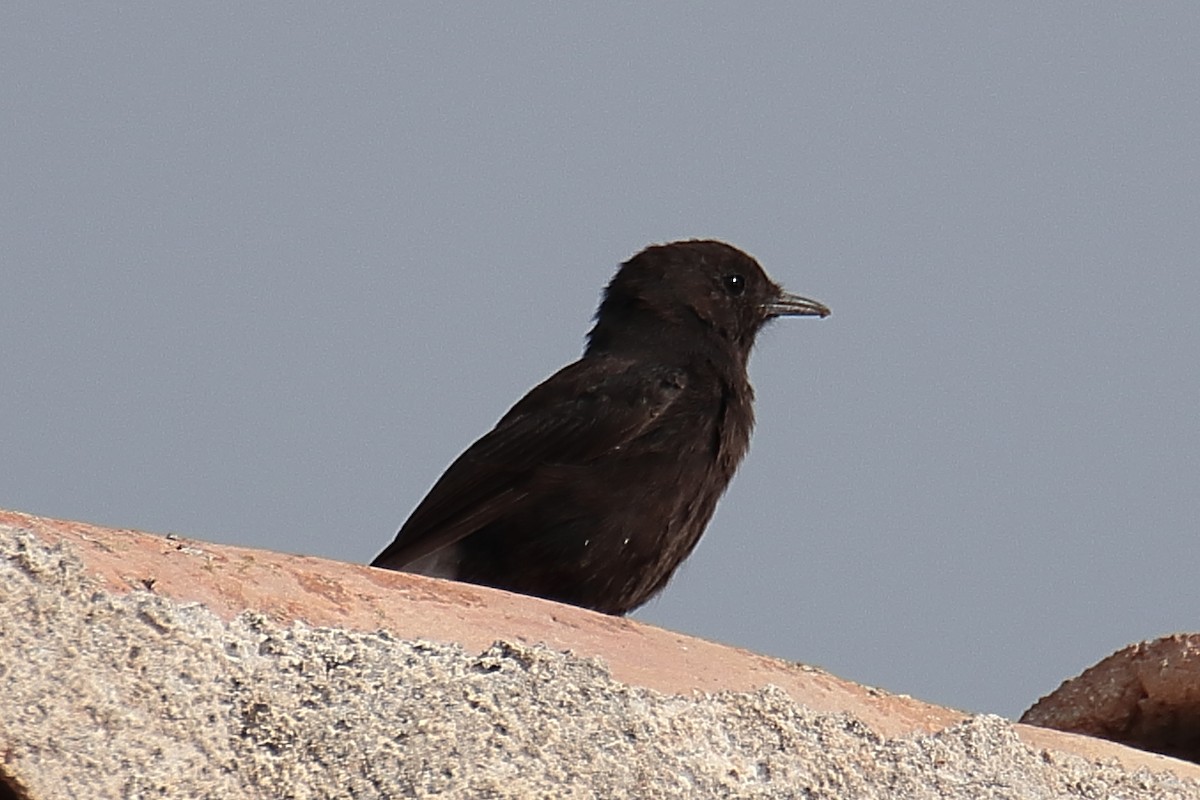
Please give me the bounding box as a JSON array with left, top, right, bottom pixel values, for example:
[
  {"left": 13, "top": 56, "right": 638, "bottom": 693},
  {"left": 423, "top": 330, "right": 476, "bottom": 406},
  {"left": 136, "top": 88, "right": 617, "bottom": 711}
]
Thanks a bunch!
[{"left": 371, "top": 356, "right": 687, "bottom": 569}]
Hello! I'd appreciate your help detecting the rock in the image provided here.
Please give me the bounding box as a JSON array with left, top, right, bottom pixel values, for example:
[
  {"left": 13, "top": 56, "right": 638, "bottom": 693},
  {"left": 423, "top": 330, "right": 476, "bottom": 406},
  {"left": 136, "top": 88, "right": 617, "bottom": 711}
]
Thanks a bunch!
[
  {"left": 1023, "top": 634, "right": 1200, "bottom": 764},
  {"left": 1, "top": 508, "right": 1198, "bottom": 799}
]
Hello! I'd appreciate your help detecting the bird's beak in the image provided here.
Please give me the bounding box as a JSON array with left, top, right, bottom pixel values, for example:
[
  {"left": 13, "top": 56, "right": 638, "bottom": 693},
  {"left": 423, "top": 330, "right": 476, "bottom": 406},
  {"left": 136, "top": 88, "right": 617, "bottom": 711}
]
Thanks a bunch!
[{"left": 765, "top": 291, "right": 830, "bottom": 319}]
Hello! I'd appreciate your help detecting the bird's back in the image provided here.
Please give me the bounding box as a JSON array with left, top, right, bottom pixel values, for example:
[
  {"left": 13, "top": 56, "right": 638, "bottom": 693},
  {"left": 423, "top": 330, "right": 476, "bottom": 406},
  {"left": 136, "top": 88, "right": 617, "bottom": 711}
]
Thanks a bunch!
[{"left": 371, "top": 238, "right": 826, "bottom": 615}]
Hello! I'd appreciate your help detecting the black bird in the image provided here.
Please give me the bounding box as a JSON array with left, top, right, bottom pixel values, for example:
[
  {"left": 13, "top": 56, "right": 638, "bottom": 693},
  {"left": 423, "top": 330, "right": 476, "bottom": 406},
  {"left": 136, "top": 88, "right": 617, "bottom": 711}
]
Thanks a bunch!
[{"left": 372, "top": 240, "right": 829, "bottom": 614}]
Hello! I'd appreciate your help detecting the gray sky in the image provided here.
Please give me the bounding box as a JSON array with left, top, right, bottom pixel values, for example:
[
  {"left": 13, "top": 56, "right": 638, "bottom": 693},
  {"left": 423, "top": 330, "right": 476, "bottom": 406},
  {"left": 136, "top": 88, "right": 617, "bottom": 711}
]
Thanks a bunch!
[{"left": 4, "top": 6, "right": 1198, "bottom": 719}]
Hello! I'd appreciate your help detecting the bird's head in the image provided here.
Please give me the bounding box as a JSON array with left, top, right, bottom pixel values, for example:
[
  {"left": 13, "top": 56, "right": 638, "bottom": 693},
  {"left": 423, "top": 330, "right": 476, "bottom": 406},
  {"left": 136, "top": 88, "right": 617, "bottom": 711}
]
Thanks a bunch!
[{"left": 587, "top": 239, "right": 829, "bottom": 357}]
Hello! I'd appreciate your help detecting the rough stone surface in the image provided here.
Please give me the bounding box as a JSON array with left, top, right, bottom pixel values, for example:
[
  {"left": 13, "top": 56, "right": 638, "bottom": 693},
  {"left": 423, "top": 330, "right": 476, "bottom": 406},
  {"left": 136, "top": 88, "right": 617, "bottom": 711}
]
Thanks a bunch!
[
  {"left": 1023, "top": 634, "right": 1200, "bottom": 764},
  {"left": 1, "top": 515, "right": 1199, "bottom": 799}
]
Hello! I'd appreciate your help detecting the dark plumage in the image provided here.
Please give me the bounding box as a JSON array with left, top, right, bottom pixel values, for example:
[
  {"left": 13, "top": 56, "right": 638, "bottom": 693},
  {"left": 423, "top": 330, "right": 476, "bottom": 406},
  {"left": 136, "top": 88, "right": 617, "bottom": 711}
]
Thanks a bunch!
[{"left": 372, "top": 239, "right": 829, "bottom": 614}]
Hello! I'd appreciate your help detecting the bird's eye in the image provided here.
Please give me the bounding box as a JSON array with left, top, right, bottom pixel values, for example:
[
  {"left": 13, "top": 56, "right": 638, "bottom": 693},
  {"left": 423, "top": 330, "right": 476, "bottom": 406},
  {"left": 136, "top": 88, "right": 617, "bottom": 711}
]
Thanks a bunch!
[{"left": 721, "top": 274, "right": 746, "bottom": 296}]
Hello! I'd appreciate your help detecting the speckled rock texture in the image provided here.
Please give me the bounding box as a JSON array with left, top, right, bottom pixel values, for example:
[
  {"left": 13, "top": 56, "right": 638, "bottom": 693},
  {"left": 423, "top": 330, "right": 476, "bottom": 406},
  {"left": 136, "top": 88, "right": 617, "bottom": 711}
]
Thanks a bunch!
[
  {"left": 1023, "top": 634, "right": 1200, "bottom": 764},
  {"left": 1, "top": 511, "right": 1199, "bottom": 799}
]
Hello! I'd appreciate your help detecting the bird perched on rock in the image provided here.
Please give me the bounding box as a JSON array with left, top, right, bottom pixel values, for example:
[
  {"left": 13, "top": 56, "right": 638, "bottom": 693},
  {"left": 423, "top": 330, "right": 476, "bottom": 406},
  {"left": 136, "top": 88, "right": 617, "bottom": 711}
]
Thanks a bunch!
[{"left": 372, "top": 239, "right": 829, "bottom": 614}]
